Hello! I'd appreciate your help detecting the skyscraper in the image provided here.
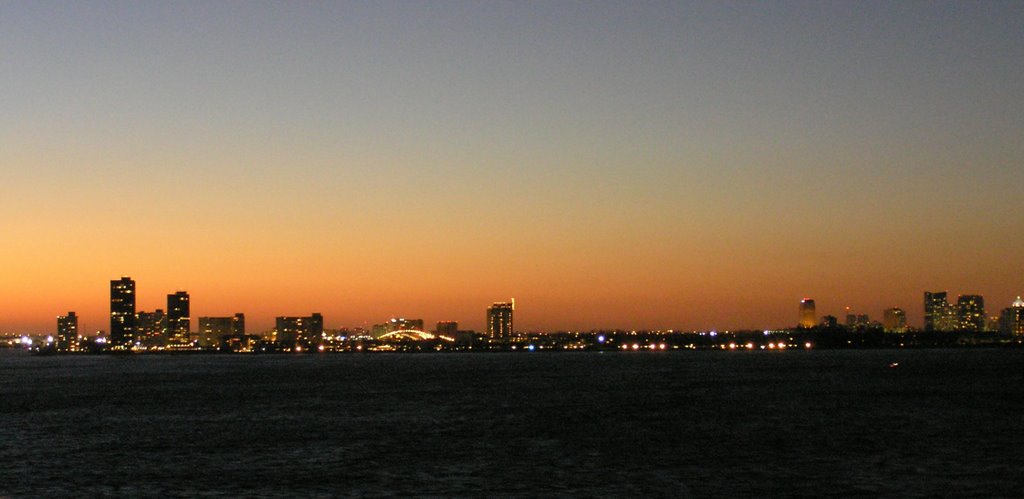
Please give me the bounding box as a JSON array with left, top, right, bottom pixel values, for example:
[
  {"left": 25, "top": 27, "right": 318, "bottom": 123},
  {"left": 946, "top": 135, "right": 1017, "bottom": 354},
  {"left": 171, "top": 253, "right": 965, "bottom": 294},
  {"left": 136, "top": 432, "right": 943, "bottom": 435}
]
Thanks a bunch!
[
  {"left": 924, "top": 291, "right": 957, "bottom": 331},
  {"left": 167, "top": 291, "right": 191, "bottom": 346},
  {"left": 998, "top": 297, "right": 1024, "bottom": 337},
  {"left": 883, "top": 308, "right": 907, "bottom": 333},
  {"left": 956, "top": 295, "right": 985, "bottom": 332},
  {"left": 56, "top": 311, "right": 78, "bottom": 351},
  {"left": 798, "top": 298, "right": 816, "bottom": 328},
  {"left": 487, "top": 299, "right": 514, "bottom": 340},
  {"left": 110, "top": 276, "right": 136, "bottom": 348}
]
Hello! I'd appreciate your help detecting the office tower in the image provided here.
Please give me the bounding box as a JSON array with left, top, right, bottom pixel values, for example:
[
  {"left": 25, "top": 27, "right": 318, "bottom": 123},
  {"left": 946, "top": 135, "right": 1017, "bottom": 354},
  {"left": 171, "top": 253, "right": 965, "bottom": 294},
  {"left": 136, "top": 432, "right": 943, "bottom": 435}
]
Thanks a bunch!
[
  {"left": 167, "top": 291, "right": 191, "bottom": 346},
  {"left": 436, "top": 321, "right": 458, "bottom": 339},
  {"left": 998, "top": 297, "right": 1024, "bottom": 336},
  {"left": 487, "top": 299, "right": 514, "bottom": 340},
  {"left": 924, "top": 291, "right": 957, "bottom": 331},
  {"left": 956, "top": 295, "right": 985, "bottom": 332},
  {"left": 56, "top": 311, "right": 78, "bottom": 351},
  {"left": 798, "top": 298, "right": 816, "bottom": 328},
  {"left": 883, "top": 308, "right": 907, "bottom": 333},
  {"left": 110, "top": 276, "right": 136, "bottom": 347},
  {"left": 371, "top": 323, "right": 388, "bottom": 338},
  {"left": 136, "top": 309, "right": 167, "bottom": 346},
  {"left": 275, "top": 313, "right": 323, "bottom": 346}
]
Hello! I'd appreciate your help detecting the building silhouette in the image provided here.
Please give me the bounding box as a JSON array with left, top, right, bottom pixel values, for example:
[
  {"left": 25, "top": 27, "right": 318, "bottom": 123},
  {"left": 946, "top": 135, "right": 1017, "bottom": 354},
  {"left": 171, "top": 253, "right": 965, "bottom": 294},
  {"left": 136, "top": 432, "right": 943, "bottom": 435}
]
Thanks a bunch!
[
  {"left": 798, "top": 299, "right": 816, "bottom": 328},
  {"left": 136, "top": 309, "right": 167, "bottom": 346},
  {"left": 883, "top": 308, "right": 907, "bottom": 333},
  {"left": 167, "top": 291, "right": 191, "bottom": 346},
  {"left": 956, "top": 295, "right": 985, "bottom": 332},
  {"left": 436, "top": 321, "right": 458, "bottom": 339},
  {"left": 275, "top": 313, "right": 323, "bottom": 346},
  {"left": 998, "top": 297, "right": 1024, "bottom": 336},
  {"left": 110, "top": 276, "right": 136, "bottom": 347},
  {"left": 56, "top": 311, "right": 78, "bottom": 351},
  {"left": 487, "top": 300, "right": 514, "bottom": 340},
  {"left": 924, "top": 291, "right": 957, "bottom": 331},
  {"left": 198, "top": 313, "right": 245, "bottom": 348}
]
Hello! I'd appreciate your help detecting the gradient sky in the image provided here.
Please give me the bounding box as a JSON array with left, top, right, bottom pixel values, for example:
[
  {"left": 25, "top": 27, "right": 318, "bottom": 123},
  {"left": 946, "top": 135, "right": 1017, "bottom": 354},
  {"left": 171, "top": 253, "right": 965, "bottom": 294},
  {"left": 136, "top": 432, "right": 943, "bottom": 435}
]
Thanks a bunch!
[{"left": 3, "top": 1, "right": 1023, "bottom": 334}]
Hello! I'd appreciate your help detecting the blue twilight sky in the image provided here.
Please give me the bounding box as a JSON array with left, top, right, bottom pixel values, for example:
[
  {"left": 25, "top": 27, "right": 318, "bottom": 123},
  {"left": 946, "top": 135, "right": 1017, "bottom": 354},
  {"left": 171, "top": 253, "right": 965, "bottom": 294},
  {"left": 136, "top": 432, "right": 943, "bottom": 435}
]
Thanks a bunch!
[{"left": 2, "top": 1, "right": 1023, "bottom": 332}]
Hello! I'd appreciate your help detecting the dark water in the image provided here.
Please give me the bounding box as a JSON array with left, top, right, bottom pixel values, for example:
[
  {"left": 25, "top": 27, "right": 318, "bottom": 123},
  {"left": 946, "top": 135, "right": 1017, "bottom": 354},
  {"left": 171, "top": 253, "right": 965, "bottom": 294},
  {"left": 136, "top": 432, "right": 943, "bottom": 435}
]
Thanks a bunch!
[{"left": 1, "top": 349, "right": 1022, "bottom": 497}]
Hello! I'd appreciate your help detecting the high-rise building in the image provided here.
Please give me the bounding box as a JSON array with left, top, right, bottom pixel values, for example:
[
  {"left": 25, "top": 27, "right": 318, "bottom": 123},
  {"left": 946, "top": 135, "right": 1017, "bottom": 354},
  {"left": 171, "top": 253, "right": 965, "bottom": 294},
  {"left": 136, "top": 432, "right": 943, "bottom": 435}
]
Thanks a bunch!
[
  {"left": 56, "top": 311, "right": 78, "bottom": 351},
  {"left": 487, "top": 299, "right": 514, "bottom": 340},
  {"left": 798, "top": 299, "right": 816, "bottom": 328},
  {"left": 436, "top": 321, "right": 458, "bottom": 339},
  {"left": 136, "top": 309, "right": 167, "bottom": 346},
  {"left": 883, "top": 308, "right": 907, "bottom": 333},
  {"left": 820, "top": 315, "right": 838, "bottom": 328},
  {"left": 924, "top": 291, "right": 957, "bottom": 331},
  {"left": 167, "top": 291, "right": 191, "bottom": 346},
  {"left": 275, "top": 313, "right": 323, "bottom": 346},
  {"left": 956, "top": 295, "right": 985, "bottom": 332},
  {"left": 998, "top": 297, "right": 1024, "bottom": 337},
  {"left": 110, "top": 276, "right": 136, "bottom": 347}
]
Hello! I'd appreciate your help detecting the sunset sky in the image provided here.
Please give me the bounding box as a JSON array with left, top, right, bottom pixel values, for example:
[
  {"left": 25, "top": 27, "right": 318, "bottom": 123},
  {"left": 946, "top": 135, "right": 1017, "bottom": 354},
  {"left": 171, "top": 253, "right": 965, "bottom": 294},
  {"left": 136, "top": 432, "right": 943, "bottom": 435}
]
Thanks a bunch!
[{"left": 2, "top": 1, "right": 1023, "bottom": 334}]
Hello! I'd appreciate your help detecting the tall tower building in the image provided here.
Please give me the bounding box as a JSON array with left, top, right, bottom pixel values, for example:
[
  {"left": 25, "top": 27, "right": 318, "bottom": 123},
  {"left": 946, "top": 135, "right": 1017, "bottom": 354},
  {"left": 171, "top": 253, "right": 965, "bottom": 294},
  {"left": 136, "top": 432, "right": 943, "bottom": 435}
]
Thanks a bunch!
[
  {"left": 167, "top": 291, "right": 191, "bottom": 346},
  {"left": 798, "top": 298, "right": 816, "bottom": 328},
  {"left": 883, "top": 308, "right": 907, "bottom": 333},
  {"left": 487, "top": 299, "right": 514, "bottom": 340},
  {"left": 998, "top": 297, "right": 1024, "bottom": 337},
  {"left": 56, "top": 311, "right": 78, "bottom": 351},
  {"left": 956, "top": 295, "right": 985, "bottom": 332},
  {"left": 924, "top": 291, "right": 957, "bottom": 331},
  {"left": 110, "top": 276, "right": 136, "bottom": 347}
]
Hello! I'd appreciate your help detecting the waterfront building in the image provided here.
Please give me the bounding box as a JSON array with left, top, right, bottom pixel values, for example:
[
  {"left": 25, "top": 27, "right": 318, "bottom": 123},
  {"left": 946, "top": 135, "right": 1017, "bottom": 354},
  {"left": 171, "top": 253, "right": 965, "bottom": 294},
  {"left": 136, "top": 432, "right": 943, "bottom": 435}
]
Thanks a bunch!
[
  {"left": 820, "top": 315, "right": 838, "bottom": 328},
  {"left": 198, "top": 313, "right": 246, "bottom": 348},
  {"left": 136, "top": 309, "right": 167, "bottom": 346},
  {"left": 167, "top": 291, "right": 191, "bottom": 346},
  {"left": 386, "top": 318, "right": 424, "bottom": 333},
  {"left": 275, "top": 313, "right": 323, "bottom": 345},
  {"left": 436, "top": 321, "right": 458, "bottom": 339},
  {"left": 956, "top": 295, "right": 985, "bottom": 332},
  {"left": 371, "top": 323, "right": 388, "bottom": 338},
  {"left": 487, "top": 299, "right": 515, "bottom": 340},
  {"left": 798, "top": 298, "right": 816, "bottom": 328},
  {"left": 924, "top": 291, "right": 957, "bottom": 331},
  {"left": 56, "top": 311, "right": 78, "bottom": 351},
  {"left": 883, "top": 308, "right": 907, "bottom": 333},
  {"left": 998, "top": 297, "right": 1024, "bottom": 337},
  {"left": 110, "top": 276, "right": 136, "bottom": 347}
]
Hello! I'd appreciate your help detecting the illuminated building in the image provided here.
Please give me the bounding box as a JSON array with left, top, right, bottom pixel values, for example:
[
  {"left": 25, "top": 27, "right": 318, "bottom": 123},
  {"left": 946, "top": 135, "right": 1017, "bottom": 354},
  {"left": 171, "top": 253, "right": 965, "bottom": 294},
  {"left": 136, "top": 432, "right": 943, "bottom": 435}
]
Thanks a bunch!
[
  {"left": 924, "top": 291, "right": 957, "bottom": 331},
  {"left": 56, "top": 312, "right": 78, "bottom": 351},
  {"left": 798, "top": 299, "right": 816, "bottom": 328},
  {"left": 386, "top": 318, "right": 424, "bottom": 333},
  {"left": 275, "top": 313, "right": 323, "bottom": 346},
  {"left": 998, "top": 297, "right": 1024, "bottom": 336},
  {"left": 883, "top": 308, "right": 907, "bottom": 333},
  {"left": 956, "top": 295, "right": 985, "bottom": 332},
  {"left": 136, "top": 309, "right": 167, "bottom": 346},
  {"left": 110, "top": 276, "right": 136, "bottom": 347},
  {"left": 487, "top": 299, "right": 514, "bottom": 340},
  {"left": 167, "top": 291, "right": 191, "bottom": 346},
  {"left": 198, "top": 314, "right": 244, "bottom": 348},
  {"left": 371, "top": 323, "right": 388, "bottom": 338},
  {"left": 436, "top": 321, "right": 458, "bottom": 339}
]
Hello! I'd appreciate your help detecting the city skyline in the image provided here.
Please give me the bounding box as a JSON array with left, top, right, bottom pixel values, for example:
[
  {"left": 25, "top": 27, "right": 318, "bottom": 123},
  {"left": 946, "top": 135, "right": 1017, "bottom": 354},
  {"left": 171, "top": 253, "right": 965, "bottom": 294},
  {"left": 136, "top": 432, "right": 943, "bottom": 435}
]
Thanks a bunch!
[{"left": 3, "top": 2, "right": 1023, "bottom": 333}]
